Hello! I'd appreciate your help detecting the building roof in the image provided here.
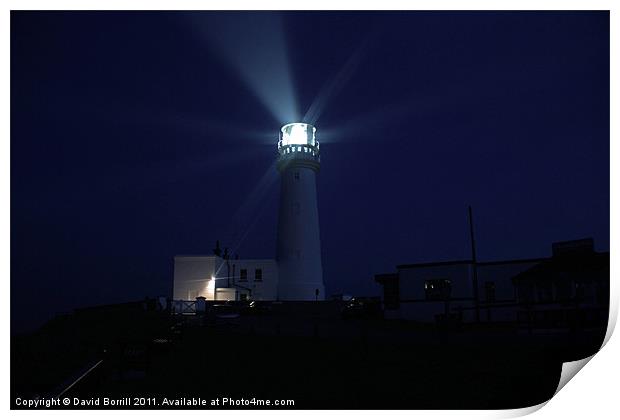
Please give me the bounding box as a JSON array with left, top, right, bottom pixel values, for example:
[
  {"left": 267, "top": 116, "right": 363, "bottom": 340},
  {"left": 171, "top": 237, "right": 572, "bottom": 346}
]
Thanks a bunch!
[
  {"left": 396, "top": 260, "right": 472, "bottom": 270},
  {"left": 395, "top": 257, "right": 551, "bottom": 270},
  {"left": 174, "top": 255, "right": 277, "bottom": 263},
  {"left": 512, "top": 252, "right": 609, "bottom": 282},
  {"left": 174, "top": 255, "right": 219, "bottom": 261},
  {"left": 477, "top": 257, "right": 549, "bottom": 267}
]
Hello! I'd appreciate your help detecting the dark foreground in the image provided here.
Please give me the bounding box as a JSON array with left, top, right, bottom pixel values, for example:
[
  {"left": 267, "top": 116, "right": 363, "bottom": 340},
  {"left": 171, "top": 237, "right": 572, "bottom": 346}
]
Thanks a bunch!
[{"left": 11, "top": 301, "right": 607, "bottom": 409}]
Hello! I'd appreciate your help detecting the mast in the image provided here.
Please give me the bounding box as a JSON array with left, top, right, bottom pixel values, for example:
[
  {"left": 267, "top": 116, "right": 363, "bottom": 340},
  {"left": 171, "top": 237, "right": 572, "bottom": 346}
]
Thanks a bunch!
[{"left": 469, "top": 206, "right": 480, "bottom": 323}]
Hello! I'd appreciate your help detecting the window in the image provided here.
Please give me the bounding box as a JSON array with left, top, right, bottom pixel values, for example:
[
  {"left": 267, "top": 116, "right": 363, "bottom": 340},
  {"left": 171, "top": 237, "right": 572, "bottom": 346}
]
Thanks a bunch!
[
  {"left": 516, "top": 280, "right": 534, "bottom": 303},
  {"left": 255, "top": 268, "right": 262, "bottom": 282},
  {"left": 537, "top": 279, "right": 553, "bottom": 302},
  {"left": 424, "top": 279, "right": 451, "bottom": 300},
  {"left": 555, "top": 278, "right": 571, "bottom": 301},
  {"left": 575, "top": 281, "right": 585, "bottom": 300},
  {"left": 294, "top": 171, "right": 300, "bottom": 180},
  {"left": 485, "top": 281, "right": 496, "bottom": 302},
  {"left": 239, "top": 269, "right": 247, "bottom": 282}
]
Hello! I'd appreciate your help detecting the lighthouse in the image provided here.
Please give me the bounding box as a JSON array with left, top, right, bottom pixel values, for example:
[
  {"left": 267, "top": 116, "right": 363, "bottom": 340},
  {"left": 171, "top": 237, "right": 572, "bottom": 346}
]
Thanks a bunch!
[{"left": 276, "top": 123, "right": 325, "bottom": 300}]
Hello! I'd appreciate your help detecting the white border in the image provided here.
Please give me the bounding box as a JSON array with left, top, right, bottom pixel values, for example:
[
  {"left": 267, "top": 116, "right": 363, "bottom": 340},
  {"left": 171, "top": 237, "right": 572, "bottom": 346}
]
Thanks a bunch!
[{"left": 2, "top": 2, "right": 616, "bottom": 420}]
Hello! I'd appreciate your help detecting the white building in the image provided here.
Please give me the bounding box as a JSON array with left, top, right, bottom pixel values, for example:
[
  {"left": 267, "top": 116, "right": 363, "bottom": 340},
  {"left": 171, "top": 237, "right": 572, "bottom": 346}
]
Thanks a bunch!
[
  {"left": 173, "top": 255, "right": 278, "bottom": 301},
  {"left": 276, "top": 123, "right": 325, "bottom": 300}
]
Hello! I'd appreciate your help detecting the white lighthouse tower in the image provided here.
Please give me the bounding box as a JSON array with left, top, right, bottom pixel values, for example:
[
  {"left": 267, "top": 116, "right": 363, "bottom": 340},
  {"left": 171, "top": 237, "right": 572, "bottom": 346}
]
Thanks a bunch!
[{"left": 276, "top": 123, "right": 325, "bottom": 300}]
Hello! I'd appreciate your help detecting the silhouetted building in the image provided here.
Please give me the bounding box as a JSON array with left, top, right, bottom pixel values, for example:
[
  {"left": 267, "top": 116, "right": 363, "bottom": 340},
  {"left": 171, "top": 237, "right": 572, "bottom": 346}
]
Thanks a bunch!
[
  {"left": 512, "top": 239, "right": 609, "bottom": 329},
  {"left": 375, "top": 238, "right": 609, "bottom": 327}
]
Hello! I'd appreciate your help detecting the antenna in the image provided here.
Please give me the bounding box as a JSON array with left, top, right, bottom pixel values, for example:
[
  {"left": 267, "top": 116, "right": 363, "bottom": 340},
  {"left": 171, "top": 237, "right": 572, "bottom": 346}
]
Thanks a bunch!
[{"left": 213, "top": 240, "right": 222, "bottom": 257}]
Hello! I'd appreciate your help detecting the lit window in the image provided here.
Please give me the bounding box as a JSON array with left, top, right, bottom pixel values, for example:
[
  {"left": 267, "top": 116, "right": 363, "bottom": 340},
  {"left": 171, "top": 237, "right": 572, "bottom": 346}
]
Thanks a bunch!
[
  {"left": 298, "top": 146, "right": 302, "bottom": 152},
  {"left": 425, "top": 279, "right": 451, "bottom": 300},
  {"left": 280, "top": 123, "right": 316, "bottom": 146}
]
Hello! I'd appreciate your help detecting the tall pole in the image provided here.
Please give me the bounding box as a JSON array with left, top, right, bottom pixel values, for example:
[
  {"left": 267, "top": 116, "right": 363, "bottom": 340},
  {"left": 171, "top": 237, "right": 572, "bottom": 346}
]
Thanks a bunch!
[
  {"left": 469, "top": 206, "right": 480, "bottom": 323},
  {"left": 227, "top": 260, "right": 230, "bottom": 288}
]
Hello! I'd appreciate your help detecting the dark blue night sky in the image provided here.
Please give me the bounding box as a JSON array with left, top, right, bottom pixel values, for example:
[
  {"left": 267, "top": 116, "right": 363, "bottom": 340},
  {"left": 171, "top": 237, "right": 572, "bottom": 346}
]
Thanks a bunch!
[{"left": 11, "top": 11, "right": 609, "bottom": 332}]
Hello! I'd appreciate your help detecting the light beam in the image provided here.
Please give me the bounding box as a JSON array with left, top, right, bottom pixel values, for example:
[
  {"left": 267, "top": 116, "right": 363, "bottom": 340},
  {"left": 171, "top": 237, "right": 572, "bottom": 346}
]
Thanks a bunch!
[
  {"left": 303, "top": 37, "right": 370, "bottom": 125},
  {"left": 191, "top": 12, "right": 299, "bottom": 124}
]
